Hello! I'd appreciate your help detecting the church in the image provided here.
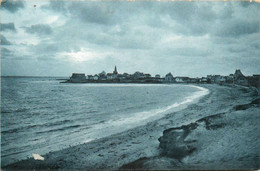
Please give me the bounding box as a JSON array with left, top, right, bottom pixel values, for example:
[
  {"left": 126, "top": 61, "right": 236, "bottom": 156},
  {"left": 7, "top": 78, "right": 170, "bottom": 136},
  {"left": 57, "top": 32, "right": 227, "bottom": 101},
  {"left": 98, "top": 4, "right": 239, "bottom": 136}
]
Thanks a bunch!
[{"left": 107, "top": 66, "right": 118, "bottom": 80}]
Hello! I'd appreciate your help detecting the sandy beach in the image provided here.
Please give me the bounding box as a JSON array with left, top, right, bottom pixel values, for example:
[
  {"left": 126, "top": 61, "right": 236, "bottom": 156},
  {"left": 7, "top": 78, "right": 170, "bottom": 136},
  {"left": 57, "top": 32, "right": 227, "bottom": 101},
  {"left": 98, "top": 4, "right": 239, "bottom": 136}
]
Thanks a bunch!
[{"left": 3, "top": 84, "right": 260, "bottom": 170}]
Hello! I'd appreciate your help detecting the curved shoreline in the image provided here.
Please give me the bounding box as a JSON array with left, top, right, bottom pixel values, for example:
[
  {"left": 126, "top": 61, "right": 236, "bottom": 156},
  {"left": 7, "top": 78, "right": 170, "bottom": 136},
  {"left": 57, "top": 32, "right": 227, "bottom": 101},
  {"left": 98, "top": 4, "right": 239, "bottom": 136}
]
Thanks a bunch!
[
  {"left": 3, "top": 84, "right": 259, "bottom": 169},
  {"left": 2, "top": 84, "right": 208, "bottom": 167}
]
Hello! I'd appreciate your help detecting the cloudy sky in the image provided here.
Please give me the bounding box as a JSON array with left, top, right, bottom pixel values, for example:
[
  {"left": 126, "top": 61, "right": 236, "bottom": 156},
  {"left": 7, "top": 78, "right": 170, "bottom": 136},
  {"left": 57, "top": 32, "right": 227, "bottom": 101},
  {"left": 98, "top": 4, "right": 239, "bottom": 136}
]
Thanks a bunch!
[{"left": 1, "top": 0, "right": 259, "bottom": 77}]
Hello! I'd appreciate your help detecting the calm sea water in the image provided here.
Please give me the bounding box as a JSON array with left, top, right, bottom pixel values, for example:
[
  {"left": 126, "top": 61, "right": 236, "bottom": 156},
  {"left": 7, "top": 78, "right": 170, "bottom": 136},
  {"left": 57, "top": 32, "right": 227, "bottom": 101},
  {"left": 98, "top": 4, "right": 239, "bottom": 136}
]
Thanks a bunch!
[{"left": 1, "top": 77, "right": 208, "bottom": 166}]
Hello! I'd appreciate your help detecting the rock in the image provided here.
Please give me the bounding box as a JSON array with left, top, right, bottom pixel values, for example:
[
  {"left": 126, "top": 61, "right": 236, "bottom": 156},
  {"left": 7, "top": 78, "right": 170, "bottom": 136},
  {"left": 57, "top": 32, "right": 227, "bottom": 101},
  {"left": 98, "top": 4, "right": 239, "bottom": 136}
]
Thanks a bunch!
[
  {"left": 197, "top": 113, "right": 226, "bottom": 130},
  {"left": 119, "top": 156, "right": 182, "bottom": 170},
  {"left": 234, "top": 97, "right": 260, "bottom": 111},
  {"left": 158, "top": 123, "right": 198, "bottom": 159},
  {"left": 234, "top": 104, "right": 251, "bottom": 111},
  {"left": 158, "top": 113, "right": 227, "bottom": 160}
]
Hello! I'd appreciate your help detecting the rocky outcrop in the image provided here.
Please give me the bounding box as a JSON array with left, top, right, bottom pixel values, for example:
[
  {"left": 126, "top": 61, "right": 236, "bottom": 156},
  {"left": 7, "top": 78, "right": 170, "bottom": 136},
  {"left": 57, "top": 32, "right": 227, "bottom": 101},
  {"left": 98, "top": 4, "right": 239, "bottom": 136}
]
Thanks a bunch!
[
  {"left": 158, "top": 123, "right": 198, "bottom": 159},
  {"left": 234, "top": 97, "right": 260, "bottom": 111},
  {"left": 120, "top": 95, "right": 260, "bottom": 170},
  {"left": 119, "top": 112, "right": 230, "bottom": 170},
  {"left": 119, "top": 156, "right": 182, "bottom": 170},
  {"left": 158, "top": 113, "right": 226, "bottom": 159}
]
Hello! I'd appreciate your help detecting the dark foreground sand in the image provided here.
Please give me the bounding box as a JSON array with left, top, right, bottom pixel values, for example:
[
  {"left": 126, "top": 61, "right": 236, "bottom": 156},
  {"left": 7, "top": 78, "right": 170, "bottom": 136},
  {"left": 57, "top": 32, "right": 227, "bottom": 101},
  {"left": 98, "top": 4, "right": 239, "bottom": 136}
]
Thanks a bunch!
[{"left": 3, "top": 84, "right": 260, "bottom": 170}]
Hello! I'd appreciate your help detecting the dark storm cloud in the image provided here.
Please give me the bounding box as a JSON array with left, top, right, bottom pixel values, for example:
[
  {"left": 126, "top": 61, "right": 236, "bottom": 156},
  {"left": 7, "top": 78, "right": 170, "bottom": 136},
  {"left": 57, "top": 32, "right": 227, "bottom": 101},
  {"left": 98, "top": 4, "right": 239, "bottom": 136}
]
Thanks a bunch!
[
  {"left": 1, "top": 0, "right": 24, "bottom": 13},
  {"left": 23, "top": 24, "right": 53, "bottom": 35},
  {"left": 166, "top": 47, "right": 211, "bottom": 57},
  {"left": 68, "top": 2, "right": 121, "bottom": 25},
  {"left": 160, "top": 2, "right": 197, "bottom": 21},
  {"left": 43, "top": 1, "right": 122, "bottom": 25},
  {"left": 145, "top": 2, "right": 214, "bottom": 36},
  {"left": 144, "top": 2, "right": 258, "bottom": 38},
  {"left": 85, "top": 25, "right": 157, "bottom": 49},
  {"left": 29, "top": 39, "right": 82, "bottom": 61},
  {"left": 42, "top": 0, "right": 67, "bottom": 12},
  {"left": 215, "top": 19, "right": 259, "bottom": 37},
  {"left": 1, "top": 23, "right": 16, "bottom": 32},
  {"left": 1, "top": 35, "right": 12, "bottom": 45},
  {"left": 2, "top": 0, "right": 259, "bottom": 76},
  {"left": 1, "top": 47, "right": 13, "bottom": 58}
]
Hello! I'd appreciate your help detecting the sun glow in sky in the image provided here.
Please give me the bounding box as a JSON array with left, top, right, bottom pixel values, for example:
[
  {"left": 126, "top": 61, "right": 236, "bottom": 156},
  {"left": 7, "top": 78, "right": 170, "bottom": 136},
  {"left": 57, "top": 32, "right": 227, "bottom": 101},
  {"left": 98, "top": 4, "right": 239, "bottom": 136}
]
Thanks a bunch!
[{"left": 60, "top": 49, "right": 104, "bottom": 63}]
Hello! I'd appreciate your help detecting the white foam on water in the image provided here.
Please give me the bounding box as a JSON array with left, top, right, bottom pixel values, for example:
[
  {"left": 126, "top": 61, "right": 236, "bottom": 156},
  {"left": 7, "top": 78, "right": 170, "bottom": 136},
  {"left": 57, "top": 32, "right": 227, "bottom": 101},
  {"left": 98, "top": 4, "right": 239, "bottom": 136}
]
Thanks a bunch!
[
  {"left": 85, "top": 85, "right": 209, "bottom": 141},
  {"left": 1, "top": 83, "right": 209, "bottom": 165}
]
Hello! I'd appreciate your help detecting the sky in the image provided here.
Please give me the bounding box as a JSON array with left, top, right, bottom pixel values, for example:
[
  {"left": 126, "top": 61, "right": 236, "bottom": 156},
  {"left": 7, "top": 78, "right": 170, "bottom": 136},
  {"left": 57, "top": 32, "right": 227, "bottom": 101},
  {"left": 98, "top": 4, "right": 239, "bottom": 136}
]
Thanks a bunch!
[{"left": 1, "top": 0, "right": 259, "bottom": 77}]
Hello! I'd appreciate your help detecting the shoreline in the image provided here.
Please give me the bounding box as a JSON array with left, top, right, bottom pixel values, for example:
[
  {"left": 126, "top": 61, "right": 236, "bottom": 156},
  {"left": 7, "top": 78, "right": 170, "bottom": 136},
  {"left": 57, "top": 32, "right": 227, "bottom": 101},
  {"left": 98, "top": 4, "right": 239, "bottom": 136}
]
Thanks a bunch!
[
  {"left": 2, "top": 84, "right": 208, "bottom": 167},
  {"left": 3, "top": 84, "right": 260, "bottom": 170}
]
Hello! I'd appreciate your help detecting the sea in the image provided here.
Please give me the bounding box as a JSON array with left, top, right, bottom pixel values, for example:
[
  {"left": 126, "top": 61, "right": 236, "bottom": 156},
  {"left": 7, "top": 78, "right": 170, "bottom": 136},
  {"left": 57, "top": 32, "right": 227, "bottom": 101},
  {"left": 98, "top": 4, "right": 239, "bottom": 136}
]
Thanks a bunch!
[{"left": 1, "top": 77, "right": 209, "bottom": 166}]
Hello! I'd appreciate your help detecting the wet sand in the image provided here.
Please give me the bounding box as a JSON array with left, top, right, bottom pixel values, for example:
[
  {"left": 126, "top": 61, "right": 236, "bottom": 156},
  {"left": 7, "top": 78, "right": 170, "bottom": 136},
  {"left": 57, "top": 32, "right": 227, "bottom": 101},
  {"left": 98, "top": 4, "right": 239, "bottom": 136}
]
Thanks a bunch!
[{"left": 3, "top": 84, "right": 260, "bottom": 170}]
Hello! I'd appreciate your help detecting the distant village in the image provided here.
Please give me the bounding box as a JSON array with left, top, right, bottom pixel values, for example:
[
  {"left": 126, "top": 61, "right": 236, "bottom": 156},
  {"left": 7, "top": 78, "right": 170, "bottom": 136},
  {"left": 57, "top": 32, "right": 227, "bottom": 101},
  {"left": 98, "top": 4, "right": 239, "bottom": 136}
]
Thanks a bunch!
[{"left": 62, "top": 66, "right": 260, "bottom": 88}]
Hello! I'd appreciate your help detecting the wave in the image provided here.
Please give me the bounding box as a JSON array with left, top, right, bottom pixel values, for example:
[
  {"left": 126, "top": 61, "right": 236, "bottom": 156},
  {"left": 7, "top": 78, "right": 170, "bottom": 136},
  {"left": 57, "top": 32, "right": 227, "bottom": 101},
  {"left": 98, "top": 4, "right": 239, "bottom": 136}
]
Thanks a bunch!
[
  {"left": 36, "top": 124, "right": 82, "bottom": 134},
  {"left": 1, "top": 119, "right": 72, "bottom": 134},
  {"left": 1, "top": 84, "right": 209, "bottom": 166},
  {"left": 87, "top": 85, "right": 209, "bottom": 138},
  {"left": 1, "top": 108, "right": 28, "bottom": 114}
]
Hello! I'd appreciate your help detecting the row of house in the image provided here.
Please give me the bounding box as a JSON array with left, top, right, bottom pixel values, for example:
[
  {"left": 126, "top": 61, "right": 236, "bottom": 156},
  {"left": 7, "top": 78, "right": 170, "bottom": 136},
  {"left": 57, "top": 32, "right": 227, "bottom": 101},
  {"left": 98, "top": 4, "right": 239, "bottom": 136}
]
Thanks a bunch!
[
  {"left": 165, "top": 73, "right": 192, "bottom": 83},
  {"left": 67, "top": 66, "right": 163, "bottom": 83},
  {"left": 65, "top": 67, "right": 259, "bottom": 88},
  {"left": 163, "top": 69, "right": 259, "bottom": 87},
  {"left": 204, "top": 70, "right": 249, "bottom": 86},
  {"left": 85, "top": 66, "right": 157, "bottom": 82}
]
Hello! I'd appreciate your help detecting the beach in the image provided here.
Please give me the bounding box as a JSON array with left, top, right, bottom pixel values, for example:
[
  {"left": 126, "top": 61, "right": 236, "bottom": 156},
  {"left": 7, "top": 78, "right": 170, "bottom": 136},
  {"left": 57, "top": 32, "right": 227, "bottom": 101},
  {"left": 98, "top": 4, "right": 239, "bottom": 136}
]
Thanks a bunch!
[{"left": 4, "top": 84, "right": 260, "bottom": 170}]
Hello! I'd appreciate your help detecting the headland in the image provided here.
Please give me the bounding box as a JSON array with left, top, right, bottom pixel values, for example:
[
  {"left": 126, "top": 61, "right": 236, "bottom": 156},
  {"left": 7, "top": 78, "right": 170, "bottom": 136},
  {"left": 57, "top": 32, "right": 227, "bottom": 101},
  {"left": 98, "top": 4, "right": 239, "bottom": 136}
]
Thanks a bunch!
[{"left": 61, "top": 66, "right": 260, "bottom": 89}]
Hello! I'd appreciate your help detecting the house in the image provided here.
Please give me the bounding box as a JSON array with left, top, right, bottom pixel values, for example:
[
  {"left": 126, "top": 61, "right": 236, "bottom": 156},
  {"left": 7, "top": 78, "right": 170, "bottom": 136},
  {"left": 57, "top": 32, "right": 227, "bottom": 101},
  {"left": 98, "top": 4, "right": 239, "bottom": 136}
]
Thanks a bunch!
[
  {"left": 175, "top": 77, "right": 189, "bottom": 83},
  {"left": 93, "top": 74, "right": 99, "bottom": 80},
  {"left": 200, "top": 77, "right": 208, "bottom": 83},
  {"left": 107, "top": 73, "right": 114, "bottom": 80},
  {"left": 98, "top": 71, "right": 107, "bottom": 80},
  {"left": 88, "top": 75, "right": 94, "bottom": 80},
  {"left": 233, "top": 69, "right": 249, "bottom": 86},
  {"left": 206, "top": 75, "right": 221, "bottom": 83},
  {"left": 98, "top": 71, "right": 106, "bottom": 77},
  {"left": 226, "top": 74, "right": 234, "bottom": 83},
  {"left": 206, "top": 75, "right": 213, "bottom": 82},
  {"left": 99, "top": 77, "right": 107, "bottom": 81},
  {"left": 214, "top": 75, "right": 222, "bottom": 83},
  {"left": 206, "top": 75, "right": 227, "bottom": 84},
  {"left": 133, "top": 71, "right": 146, "bottom": 80},
  {"left": 145, "top": 74, "right": 151, "bottom": 78},
  {"left": 189, "top": 78, "right": 199, "bottom": 83},
  {"left": 107, "top": 74, "right": 117, "bottom": 80},
  {"left": 219, "top": 76, "right": 226, "bottom": 83},
  {"left": 107, "top": 66, "right": 119, "bottom": 80},
  {"left": 206, "top": 75, "right": 214, "bottom": 83},
  {"left": 123, "top": 73, "right": 131, "bottom": 79},
  {"left": 165, "top": 72, "right": 174, "bottom": 82},
  {"left": 154, "top": 74, "right": 163, "bottom": 82},
  {"left": 247, "top": 74, "right": 260, "bottom": 88},
  {"left": 117, "top": 74, "right": 126, "bottom": 80},
  {"left": 69, "top": 73, "right": 87, "bottom": 83}
]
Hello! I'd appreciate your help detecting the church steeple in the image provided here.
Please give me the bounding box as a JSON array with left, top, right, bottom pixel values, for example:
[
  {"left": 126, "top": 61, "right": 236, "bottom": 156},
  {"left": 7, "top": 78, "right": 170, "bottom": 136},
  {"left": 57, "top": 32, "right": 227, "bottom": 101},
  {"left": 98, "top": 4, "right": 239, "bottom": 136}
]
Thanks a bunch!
[{"left": 113, "top": 65, "right": 118, "bottom": 74}]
